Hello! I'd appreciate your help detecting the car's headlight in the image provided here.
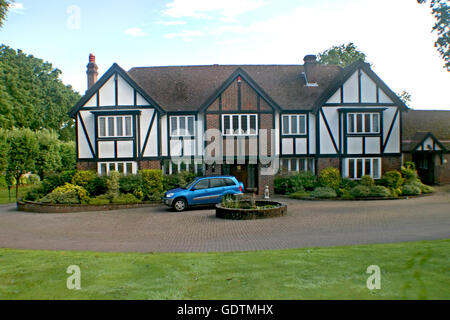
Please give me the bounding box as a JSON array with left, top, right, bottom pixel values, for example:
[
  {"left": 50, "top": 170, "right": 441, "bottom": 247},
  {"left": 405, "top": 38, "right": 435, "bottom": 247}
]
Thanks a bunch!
[{"left": 166, "top": 193, "right": 174, "bottom": 198}]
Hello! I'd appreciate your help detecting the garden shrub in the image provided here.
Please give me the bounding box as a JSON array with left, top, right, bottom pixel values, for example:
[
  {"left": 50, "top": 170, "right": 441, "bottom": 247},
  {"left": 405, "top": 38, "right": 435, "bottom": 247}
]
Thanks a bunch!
[
  {"left": 403, "top": 161, "right": 416, "bottom": 170},
  {"left": 340, "top": 178, "right": 358, "bottom": 190},
  {"left": 401, "top": 166, "right": 419, "bottom": 184},
  {"left": 379, "top": 170, "right": 404, "bottom": 189},
  {"left": 288, "top": 188, "right": 311, "bottom": 199},
  {"left": 368, "top": 186, "right": 391, "bottom": 198},
  {"left": 119, "top": 174, "right": 144, "bottom": 200},
  {"left": 106, "top": 171, "right": 121, "bottom": 198},
  {"left": 401, "top": 184, "right": 421, "bottom": 196},
  {"left": 71, "top": 170, "right": 97, "bottom": 189},
  {"left": 274, "top": 172, "right": 318, "bottom": 194},
  {"left": 88, "top": 194, "right": 111, "bottom": 205},
  {"left": 350, "top": 185, "right": 371, "bottom": 198},
  {"left": 311, "top": 187, "right": 337, "bottom": 199},
  {"left": 409, "top": 180, "right": 434, "bottom": 194},
  {"left": 111, "top": 193, "right": 142, "bottom": 204},
  {"left": 86, "top": 175, "right": 108, "bottom": 197},
  {"left": 39, "top": 183, "right": 89, "bottom": 204},
  {"left": 40, "top": 170, "right": 75, "bottom": 195},
  {"left": 141, "top": 169, "right": 164, "bottom": 200},
  {"left": 319, "top": 167, "right": 341, "bottom": 191},
  {"left": 27, "top": 174, "right": 41, "bottom": 185},
  {"left": 23, "top": 186, "right": 45, "bottom": 201},
  {"left": 163, "top": 174, "right": 182, "bottom": 191},
  {"left": 360, "top": 175, "right": 375, "bottom": 187}
]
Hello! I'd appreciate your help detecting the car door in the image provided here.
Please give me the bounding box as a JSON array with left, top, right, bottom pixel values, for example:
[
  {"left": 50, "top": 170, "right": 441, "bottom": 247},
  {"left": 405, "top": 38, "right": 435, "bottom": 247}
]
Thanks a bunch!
[
  {"left": 207, "top": 178, "right": 227, "bottom": 204},
  {"left": 189, "top": 179, "right": 211, "bottom": 205}
]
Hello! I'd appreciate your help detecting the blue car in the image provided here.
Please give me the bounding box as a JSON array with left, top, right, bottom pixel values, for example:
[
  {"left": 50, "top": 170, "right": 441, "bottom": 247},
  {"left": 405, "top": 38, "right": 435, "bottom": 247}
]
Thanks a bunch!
[{"left": 163, "top": 175, "right": 244, "bottom": 212}]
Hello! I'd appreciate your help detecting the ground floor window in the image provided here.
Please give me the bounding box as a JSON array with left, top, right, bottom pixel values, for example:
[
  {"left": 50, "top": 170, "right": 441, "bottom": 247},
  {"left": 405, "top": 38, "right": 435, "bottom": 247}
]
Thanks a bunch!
[
  {"left": 345, "top": 158, "right": 381, "bottom": 179},
  {"left": 280, "top": 158, "right": 315, "bottom": 173},
  {"left": 161, "top": 159, "right": 205, "bottom": 175},
  {"left": 98, "top": 161, "right": 137, "bottom": 176}
]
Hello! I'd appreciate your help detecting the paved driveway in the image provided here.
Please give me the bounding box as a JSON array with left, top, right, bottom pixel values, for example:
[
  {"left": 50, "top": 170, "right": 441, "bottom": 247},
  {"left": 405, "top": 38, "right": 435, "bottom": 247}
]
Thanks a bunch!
[{"left": 0, "top": 188, "right": 449, "bottom": 252}]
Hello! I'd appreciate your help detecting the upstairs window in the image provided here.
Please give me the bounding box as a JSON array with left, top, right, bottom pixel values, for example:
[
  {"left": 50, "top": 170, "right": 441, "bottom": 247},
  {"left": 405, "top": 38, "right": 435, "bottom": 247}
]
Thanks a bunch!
[
  {"left": 282, "top": 115, "right": 306, "bottom": 135},
  {"left": 170, "top": 116, "right": 195, "bottom": 136},
  {"left": 222, "top": 114, "right": 258, "bottom": 136},
  {"left": 99, "top": 116, "right": 133, "bottom": 138},
  {"left": 347, "top": 113, "right": 379, "bottom": 134}
]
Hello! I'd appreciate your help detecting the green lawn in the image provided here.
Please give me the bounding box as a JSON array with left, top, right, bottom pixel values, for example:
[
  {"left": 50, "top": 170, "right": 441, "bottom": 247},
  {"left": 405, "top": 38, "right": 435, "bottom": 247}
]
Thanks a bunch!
[
  {"left": 0, "top": 185, "right": 36, "bottom": 204},
  {"left": 0, "top": 240, "right": 449, "bottom": 300}
]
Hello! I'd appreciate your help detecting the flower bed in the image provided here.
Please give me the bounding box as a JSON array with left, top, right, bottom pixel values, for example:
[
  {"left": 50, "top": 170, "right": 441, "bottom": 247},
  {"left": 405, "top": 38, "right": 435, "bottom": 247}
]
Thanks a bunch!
[{"left": 216, "top": 200, "right": 287, "bottom": 220}]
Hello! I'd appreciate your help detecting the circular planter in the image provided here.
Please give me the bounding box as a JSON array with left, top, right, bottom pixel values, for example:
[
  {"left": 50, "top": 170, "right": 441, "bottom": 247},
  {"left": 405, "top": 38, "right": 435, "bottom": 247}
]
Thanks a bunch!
[
  {"left": 16, "top": 200, "right": 161, "bottom": 214},
  {"left": 216, "top": 200, "right": 287, "bottom": 220}
]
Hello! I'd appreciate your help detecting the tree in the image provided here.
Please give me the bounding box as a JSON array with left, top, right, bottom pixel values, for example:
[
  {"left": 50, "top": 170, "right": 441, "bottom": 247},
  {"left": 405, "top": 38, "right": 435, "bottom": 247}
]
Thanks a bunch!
[
  {"left": 418, "top": 0, "right": 450, "bottom": 70},
  {"left": 34, "top": 129, "right": 62, "bottom": 178},
  {"left": 398, "top": 90, "right": 412, "bottom": 106},
  {"left": 0, "top": 0, "right": 13, "bottom": 28},
  {"left": 6, "top": 128, "right": 39, "bottom": 199},
  {"left": 0, "top": 45, "right": 80, "bottom": 141},
  {"left": 317, "top": 42, "right": 369, "bottom": 68}
]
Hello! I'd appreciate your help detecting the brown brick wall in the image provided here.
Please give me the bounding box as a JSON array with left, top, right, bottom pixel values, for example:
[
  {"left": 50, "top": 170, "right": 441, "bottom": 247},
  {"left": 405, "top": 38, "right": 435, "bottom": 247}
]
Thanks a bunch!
[
  {"left": 77, "top": 161, "right": 97, "bottom": 171},
  {"left": 258, "top": 164, "right": 274, "bottom": 196},
  {"left": 382, "top": 156, "right": 402, "bottom": 174},
  {"left": 317, "top": 158, "right": 340, "bottom": 173},
  {"left": 435, "top": 153, "right": 450, "bottom": 184},
  {"left": 139, "top": 160, "right": 161, "bottom": 170}
]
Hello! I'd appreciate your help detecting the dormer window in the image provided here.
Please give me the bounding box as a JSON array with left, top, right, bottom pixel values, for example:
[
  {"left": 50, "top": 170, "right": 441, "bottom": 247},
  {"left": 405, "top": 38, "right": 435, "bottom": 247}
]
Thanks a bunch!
[{"left": 222, "top": 114, "right": 258, "bottom": 136}]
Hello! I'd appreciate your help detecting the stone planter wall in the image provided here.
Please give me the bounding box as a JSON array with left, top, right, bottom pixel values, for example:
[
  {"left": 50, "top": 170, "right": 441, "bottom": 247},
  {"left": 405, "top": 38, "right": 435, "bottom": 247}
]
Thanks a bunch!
[{"left": 17, "top": 200, "right": 161, "bottom": 214}]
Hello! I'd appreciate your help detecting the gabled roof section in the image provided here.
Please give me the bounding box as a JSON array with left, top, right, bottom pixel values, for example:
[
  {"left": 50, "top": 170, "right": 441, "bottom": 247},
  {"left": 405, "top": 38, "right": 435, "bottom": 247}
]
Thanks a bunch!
[
  {"left": 199, "top": 67, "right": 282, "bottom": 112},
  {"left": 68, "top": 63, "right": 164, "bottom": 118},
  {"left": 403, "top": 131, "right": 448, "bottom": 152},
  {"left": 313, "top": 59, "right": 409, "bottom": 112},
  {"left": 128, "top": 64, "right": 342, "bottom": 112}
]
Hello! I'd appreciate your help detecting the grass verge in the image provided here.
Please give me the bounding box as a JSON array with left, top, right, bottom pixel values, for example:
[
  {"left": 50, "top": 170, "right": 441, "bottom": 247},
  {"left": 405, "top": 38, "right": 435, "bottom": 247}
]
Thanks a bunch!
[{"left": 0, "top": 240, "right": 449, "bottom": 300}]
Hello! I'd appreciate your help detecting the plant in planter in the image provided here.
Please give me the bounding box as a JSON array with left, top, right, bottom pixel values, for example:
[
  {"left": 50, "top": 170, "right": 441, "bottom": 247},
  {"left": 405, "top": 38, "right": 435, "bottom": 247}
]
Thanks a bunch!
[
  {"left": 401, "top": 184, "right": 422, "bottom": 196},
  {"left": 350, "top": 185, "right": 371, "bottom": 198},
  {"left": 319, "top": 167, "right": 341, "bottom": 191},
  {"left": 368, "top": 185, "right": 391, "bottom": 198},
  {"left": 39, "top": 183, "right": 89, "bottom": 204},
  {"left": 311, "top": 187, "right": 337, "bottom": 199}
]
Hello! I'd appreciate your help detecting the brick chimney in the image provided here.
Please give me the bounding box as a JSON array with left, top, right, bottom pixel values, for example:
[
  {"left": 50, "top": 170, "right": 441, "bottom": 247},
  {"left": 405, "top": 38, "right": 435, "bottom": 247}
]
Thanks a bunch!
[
  {"left": 303, "top": 54, "right": 318, "bottom": 86},
  {"left": 86, "top": 53, "right": 98, "bottom": 90}
]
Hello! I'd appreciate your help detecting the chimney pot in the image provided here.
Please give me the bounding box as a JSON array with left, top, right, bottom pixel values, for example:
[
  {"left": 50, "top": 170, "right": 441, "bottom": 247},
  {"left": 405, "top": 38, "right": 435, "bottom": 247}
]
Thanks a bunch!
[
  {"left": 86, "top": 53, "right": 98, "bottom": 91},
  {"left": 303, "top": 54, "right": 317, "bottom": 64}
]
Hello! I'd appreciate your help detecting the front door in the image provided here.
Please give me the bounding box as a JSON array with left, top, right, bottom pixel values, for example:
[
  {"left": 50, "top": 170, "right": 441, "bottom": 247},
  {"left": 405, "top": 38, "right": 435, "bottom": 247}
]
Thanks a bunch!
[
  {"left": 413, "top": 152, "right": 435, "bottom": 185},
  {"left": 224, "top": 163, "right": 257, "bottom": 192}
]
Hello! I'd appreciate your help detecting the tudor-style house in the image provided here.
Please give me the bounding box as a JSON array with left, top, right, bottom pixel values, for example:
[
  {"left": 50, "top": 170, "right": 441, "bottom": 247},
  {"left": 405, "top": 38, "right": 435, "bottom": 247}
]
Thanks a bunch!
[{"left": 70, "top": 54, "right": 412, "bottom": 195}]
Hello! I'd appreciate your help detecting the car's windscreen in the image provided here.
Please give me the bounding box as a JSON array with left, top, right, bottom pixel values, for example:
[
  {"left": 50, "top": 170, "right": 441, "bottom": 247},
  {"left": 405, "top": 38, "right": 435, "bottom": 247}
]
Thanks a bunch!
[{"left": 183, "top": 179, "right": 199, "bottom": 189}]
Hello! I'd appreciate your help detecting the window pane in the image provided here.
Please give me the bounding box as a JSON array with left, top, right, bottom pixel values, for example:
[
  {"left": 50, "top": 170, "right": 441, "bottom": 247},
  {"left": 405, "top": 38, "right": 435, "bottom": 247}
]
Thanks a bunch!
[
  {"left": 224, "top": 116, "right": 230, "bottom": 134},
  {"left": 118, "top": 162, "right": 124, "bottom": 174},
  {"left": 179, "top": 117, "right": 186, "bottom": 135},
  {"left": 372, "top": 114, "right": 379, "bottom": 133},
  {"left": 232, "top": 115, "right": 239, "bottom": 133},
  {"left": 241, "top": 115, "right": 248, "bottom": 134},
  {"left": 299, "top": 115, "right": 306, "bottom": 134},
  {"left": 373, "top": 159, "right": 380, "bottom": 179},
  {"left": 299, "top": 159, "right": 306, "bottom": 172},
  {"left": 125, "top": 117, "right": 132, "bottom": 136},
  {"left": 357, "top": 159, "right": 363, "bottom": 178},
  {"left": 99, "top": 118, "right": 106, "bottom": 137},
  {"left": 100, "top": 163, "right": 107, "bottom": 176},
  {"left": 108, "top": 117, "right": 115, "bottom": 136},
  {"left": 210, "top": 178, "right": 224, "bottom": 188},
  {"left": 356, "top": 114, "right": 363, "bottom": 133},
  {"left": 291, "top": 116, "right": 298, "bottom": 134},
  {"left": 291, "top": 159, "right": 298, "bottom": 171},
  {"left": 126, "top": 163, "right": 133, "bottom": 175},
  {"left": 171, "top": 117, "right": 177, "bottom": 136},
  {"left": 283, "top": 116, "right": 289, "bottom": 134},
  {"left": 308, "top": 158, "right": 314, "bottom": 172},
  {"left": 109, "top": 163, "right": 115, "bottom": 172},
  {"left": 116, "top": 117, "right": 123, "bottom": 136},
  {"left": 282, "top": 159, "right": 289, "bottom": 170},
  {"left": 349, "top": 159, "right": 355, "bottom": 178},
  {"left": 187, "top": 117, "right": 194, "bottom": 136},
  {"left": 348, "top": 114, "right": 355, "bottom": 133},
  {"left": 250, "top": 115, "right": 257, "bottom": 133},
  {"left": 365, "top": 159, "right": 371, "bottom": 176},
  {"left": 364, "top": 114, "right": 371, "bottom": 133}
]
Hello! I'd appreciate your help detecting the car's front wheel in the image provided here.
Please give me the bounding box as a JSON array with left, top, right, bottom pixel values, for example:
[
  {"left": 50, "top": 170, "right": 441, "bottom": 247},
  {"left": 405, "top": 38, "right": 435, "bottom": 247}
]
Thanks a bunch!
[{"left": 173, "top": 198, "right": 187, "bottom": 212}]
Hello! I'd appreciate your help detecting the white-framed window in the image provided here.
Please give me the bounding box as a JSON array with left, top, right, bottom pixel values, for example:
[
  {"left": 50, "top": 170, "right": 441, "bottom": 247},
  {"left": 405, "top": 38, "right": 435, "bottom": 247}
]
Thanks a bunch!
[
  {"left": 347, "top": 113, "right": 380, "bottom": 134},
  {"left": 281, "top": 158, "right": 315, "bottom": 173},
  {"left": 161, "top": 159, "right": 205, "bottom": 175},
  {"left": 345, "top": 158, "right": 381, "bottom": 179},
  {"left": 98, "top": 161, "right": 137, "bottom": 176},
  {"left": 282, "top": 114, "right": 307, "bottom": 135},
  {"left": 222, "top": 114, "right": 258, "bottom": 136},
  {"left": 99, "top": 115, "right": 133, "bottom": 138},
  {"left": 170, "top": 116, "right": 195, "bottom": 137}
]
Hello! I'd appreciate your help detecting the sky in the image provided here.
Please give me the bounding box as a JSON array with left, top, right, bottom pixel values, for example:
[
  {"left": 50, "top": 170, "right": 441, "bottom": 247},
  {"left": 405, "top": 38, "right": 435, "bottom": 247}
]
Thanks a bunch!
[{"left": 1, "top": 0, "right": 449, "bottom": 110}]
